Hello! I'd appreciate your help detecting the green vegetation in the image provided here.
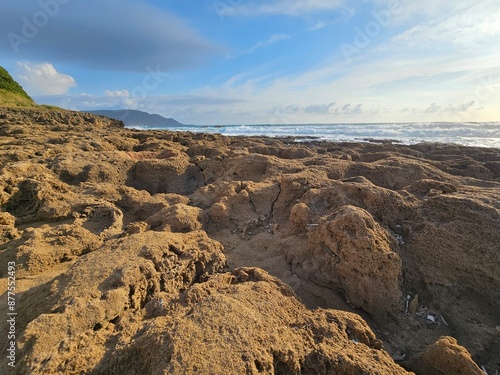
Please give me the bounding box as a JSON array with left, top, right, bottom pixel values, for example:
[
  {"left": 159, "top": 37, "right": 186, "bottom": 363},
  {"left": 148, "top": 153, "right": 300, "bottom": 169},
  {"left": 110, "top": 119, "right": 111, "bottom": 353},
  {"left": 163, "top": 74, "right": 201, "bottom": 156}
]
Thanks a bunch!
[
  {"left": 0, "top": 66, "right": 32, "bottom": 100},
  {"left": 0, "top": 89, "right": 36, "bottom": 108},
  {"left": 0, "top": 66, "right": 35, "bottom": 107},
  {"left": 40, "top": 104, "right": 65, "bottom": 111}
]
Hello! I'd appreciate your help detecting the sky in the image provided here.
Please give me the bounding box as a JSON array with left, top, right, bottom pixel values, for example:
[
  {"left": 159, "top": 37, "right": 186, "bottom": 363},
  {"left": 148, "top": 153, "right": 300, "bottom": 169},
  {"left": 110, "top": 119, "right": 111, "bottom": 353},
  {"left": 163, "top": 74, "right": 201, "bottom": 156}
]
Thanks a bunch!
[{"left": 1, "top": 0, "right": 499, "bottom": 125}]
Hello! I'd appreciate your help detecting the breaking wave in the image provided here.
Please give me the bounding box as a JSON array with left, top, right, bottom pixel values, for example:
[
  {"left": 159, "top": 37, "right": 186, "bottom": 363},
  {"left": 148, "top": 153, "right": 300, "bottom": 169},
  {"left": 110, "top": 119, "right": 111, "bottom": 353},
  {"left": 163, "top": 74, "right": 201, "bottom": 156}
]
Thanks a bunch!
[{"left": 128, "top": 122, "right": 500, "bottom": 149}]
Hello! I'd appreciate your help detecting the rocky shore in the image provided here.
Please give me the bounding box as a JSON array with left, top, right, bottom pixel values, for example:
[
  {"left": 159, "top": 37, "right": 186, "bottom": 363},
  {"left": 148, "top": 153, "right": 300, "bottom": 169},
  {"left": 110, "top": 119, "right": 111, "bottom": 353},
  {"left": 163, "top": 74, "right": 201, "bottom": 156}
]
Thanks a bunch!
[{"left": 0, "top": 107, "right": 499, "bottom": 374}]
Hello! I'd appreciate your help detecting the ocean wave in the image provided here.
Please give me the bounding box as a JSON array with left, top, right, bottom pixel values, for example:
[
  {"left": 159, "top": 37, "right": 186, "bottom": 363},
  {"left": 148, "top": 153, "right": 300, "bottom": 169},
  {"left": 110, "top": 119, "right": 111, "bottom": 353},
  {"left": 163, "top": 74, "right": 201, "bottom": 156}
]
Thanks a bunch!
[{"left": 126, "top": 122, "right": 500, "bottom": 149}]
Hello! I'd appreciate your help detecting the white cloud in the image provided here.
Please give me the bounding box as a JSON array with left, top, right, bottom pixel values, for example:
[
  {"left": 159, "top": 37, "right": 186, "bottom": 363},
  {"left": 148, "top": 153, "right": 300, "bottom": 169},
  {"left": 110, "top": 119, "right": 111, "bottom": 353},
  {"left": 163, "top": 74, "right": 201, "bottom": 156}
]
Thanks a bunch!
[
  {"left": 16, "top": 62, "right": 76, "bottom": 96},
  {"left": 223, "top": 0, "right": 345, "bottom": 17},
  {"left": 239, "top": 34, "right": 291, "bottom": 55},
  {"left": 105, "top": 90, "right": 130, "bottom": 97},
  {"left": 369, "top": 0, "right": 477, "bottom": 24},
  {"left": 390, "top": 3, "right": 500, "bottom": 48},
  {"left": 445, "top": 101, "right": 476, "bottom": 113},
  {"left": 304, "top": 102, "right": 336, "bottom": 114},
  {"left": 364, "top": 0, "right": 500, "bottom": 54},
  {"left": 425, "top": 103, "right": 441, "bottom": 113},
  {"left": 308, "top": 21, "right": 329, "bottom": 31},
  {"left": 191, "top": 42, "right": 500, "bottom": 123},
  {"left": 34, "top": 85, "right": 497, "bottom": 125},
  {"left": 340, "top": 103, "right": 364, "bottom": 115}
]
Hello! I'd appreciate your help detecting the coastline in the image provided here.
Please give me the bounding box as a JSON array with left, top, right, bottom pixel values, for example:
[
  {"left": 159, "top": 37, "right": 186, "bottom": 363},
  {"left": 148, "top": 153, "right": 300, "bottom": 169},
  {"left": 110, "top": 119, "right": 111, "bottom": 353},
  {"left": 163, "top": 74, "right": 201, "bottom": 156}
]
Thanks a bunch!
[
  {"left": 0, "top": 107, "right": 499, "bottom": 374},
  {"left": 124, "top": 121, "right": 500, "bottom": 150}
]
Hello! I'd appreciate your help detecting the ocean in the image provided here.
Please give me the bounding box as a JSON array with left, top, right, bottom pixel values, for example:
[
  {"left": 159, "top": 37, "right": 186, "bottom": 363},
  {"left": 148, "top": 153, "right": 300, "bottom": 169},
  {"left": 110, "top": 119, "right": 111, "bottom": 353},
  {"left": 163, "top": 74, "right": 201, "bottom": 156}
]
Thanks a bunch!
[{"left": 128, "top": 122, "right": 500, "bottom": 149}]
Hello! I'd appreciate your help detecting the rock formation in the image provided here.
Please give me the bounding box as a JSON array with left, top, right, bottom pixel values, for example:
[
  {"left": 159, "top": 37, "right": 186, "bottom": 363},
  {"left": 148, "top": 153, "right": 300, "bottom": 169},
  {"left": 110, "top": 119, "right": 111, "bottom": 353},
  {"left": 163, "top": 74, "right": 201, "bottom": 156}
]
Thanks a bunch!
[{"left": 1, "top": 107, "right": 499, "bottom": 374}]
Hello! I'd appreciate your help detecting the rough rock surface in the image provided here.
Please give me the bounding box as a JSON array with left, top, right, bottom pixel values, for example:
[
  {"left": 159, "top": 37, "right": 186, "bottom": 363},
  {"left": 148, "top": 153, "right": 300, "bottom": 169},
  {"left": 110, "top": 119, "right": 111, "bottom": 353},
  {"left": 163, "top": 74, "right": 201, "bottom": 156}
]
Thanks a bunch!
[
  {"left": 93, "top": 268, "right": 409, "bottom": 375},
  {"left": 1, "top": 107, "right": 499, "bottom": 374},
  {"left": 417, "top": 336, "right": 485, "bottom": 375},
  {"left": 283, "top": 204, "right": 403, "bottom": 317}
]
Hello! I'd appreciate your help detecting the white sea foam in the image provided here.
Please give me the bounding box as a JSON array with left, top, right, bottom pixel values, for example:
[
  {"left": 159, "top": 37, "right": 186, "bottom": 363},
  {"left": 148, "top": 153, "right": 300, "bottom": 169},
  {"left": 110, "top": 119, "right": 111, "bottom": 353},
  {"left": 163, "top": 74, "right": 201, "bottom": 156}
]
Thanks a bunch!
[{"left": 128, "top": 122, "right": 500, "bottom": 149}]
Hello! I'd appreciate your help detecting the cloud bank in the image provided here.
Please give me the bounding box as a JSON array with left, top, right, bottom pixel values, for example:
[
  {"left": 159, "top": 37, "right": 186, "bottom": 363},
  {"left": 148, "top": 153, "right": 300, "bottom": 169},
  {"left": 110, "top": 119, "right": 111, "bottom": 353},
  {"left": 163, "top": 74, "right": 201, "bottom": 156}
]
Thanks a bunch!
[{"left": 0, "top": 0, "right": 220, "bottom": 72}]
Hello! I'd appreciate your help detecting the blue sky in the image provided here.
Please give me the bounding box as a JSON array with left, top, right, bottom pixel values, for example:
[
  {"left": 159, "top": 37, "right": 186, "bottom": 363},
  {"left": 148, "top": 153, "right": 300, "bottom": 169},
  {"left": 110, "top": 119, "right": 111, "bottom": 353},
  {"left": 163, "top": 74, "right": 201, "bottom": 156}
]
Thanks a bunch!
[{"left": 1, "top": 0, "right": 499, "bottom": 124}]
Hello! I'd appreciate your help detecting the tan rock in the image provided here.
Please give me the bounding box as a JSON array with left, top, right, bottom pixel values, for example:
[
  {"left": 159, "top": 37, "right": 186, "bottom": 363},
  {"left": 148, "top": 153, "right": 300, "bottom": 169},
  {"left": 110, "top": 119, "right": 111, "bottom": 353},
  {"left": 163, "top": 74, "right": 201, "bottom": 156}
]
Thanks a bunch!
[
  {"left": 1, "top": 107, "right": 499, "bottom": 374},
  {"left": 14, "top": 231, "right": 226, "bottom": 374},
  {"left": 91, "top": 268, "right": 412, "bottom": 375},
  {"left": 15, "top": 224, "right": 103, "bottom": 275},
  {"left": 124, "top": 221, "right": 150, "bottom": 235},
  {"left": 289, "top": 202, "right": 312, "bottom": 231},
  {"left": 1, "top": 168, "right": 76, "bottom": 223},
  {"left": 418, "top": 336, "right": 484, "bottom": 375},
  {"left": 284, "top": 205, "right": 403, "bottom": 317},
  {"left": 0, "top": 211, "right": 19, "bottom": 243},
  {"left": 145, "top": 204, "right": 205, "bottom": 232},
  {"left": 0, "top": 211, "right": 15, "bottom": 226},
  {"left": 127, "top": 158, "right": 203, "bottom": 195}
]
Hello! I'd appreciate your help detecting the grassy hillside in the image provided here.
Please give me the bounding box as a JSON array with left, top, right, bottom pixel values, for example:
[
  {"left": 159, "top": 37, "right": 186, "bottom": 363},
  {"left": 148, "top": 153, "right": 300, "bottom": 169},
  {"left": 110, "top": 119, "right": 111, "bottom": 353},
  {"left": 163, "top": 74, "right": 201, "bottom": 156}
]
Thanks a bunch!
[{"left": 0, "top": 66, "right": 35, "bottom": 107}]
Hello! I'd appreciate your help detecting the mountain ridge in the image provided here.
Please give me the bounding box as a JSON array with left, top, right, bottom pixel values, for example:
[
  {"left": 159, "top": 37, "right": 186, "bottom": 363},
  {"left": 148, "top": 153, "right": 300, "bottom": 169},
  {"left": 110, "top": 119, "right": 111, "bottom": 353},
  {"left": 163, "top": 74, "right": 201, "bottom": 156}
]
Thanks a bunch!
[{"left": 89, "top": 109, "right": 185, "bottom": 128}]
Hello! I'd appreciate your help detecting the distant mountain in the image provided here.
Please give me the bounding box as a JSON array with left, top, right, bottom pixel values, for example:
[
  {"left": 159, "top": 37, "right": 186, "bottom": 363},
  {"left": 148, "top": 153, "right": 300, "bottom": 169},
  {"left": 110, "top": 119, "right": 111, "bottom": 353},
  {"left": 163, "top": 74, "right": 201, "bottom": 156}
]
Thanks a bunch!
[{"left": 89, "top": 109, "right": 184, "bottom": 128}]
